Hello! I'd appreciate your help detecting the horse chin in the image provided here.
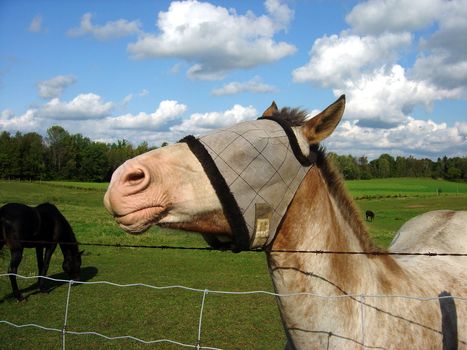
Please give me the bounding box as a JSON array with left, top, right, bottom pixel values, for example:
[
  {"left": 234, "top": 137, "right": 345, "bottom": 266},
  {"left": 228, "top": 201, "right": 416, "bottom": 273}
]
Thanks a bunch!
[
  {"left": 115, "top": 206, "right": 167, "bottom": 235},
  {"left": 118, "top": 222, "right": 151, "bottom": 235}
]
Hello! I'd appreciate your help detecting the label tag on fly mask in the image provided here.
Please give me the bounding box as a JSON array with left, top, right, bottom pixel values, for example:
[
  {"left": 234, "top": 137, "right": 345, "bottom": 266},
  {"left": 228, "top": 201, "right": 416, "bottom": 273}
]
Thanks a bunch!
[{"left": 250, "top": 203, "right": 273, "bottom": 249}]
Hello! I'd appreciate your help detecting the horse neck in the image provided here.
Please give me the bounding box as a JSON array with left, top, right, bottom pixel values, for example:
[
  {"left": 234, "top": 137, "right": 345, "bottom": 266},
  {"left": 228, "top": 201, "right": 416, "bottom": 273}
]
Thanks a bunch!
[
  {"left": 57, "top": 222, "right": 78, "bottom": 256},
  {"left": 268, "top": 164, "right": 402, "bottom": 295}
]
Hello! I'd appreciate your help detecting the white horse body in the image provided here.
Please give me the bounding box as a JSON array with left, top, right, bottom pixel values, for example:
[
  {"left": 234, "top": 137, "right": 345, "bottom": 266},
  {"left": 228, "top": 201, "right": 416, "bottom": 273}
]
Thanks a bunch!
[
  {"left": 269, "top": 171, "right": 467, "bottom": 348},
  {"left": 104, "top": 96, "right": 466, "bottom": 349}
]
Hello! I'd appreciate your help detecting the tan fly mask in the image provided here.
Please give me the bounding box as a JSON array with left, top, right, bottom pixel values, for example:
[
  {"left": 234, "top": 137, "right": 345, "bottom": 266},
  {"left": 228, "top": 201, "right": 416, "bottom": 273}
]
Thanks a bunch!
[{"left": 180, "top": 111, "right": 317, "bottom": 252}]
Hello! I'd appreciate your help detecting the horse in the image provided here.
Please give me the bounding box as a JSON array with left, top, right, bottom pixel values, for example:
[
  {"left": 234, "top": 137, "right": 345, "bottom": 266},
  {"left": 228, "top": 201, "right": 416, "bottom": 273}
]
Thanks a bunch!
[
  {"left": 365, "top": 210, "right": 375, "bottom": 222},
  {"left": 103, "top": 96, "right": 467, "bottom": 349},
  {"left": 0, "top": 202, "right": 82, "bottom": 301}
]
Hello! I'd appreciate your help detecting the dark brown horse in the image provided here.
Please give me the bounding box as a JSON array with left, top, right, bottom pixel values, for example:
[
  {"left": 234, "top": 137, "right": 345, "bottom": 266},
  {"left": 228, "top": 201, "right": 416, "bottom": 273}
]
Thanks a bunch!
[
  {"left": 365, "top": 210, "right": 375, "bottom": 222},
  {"left": 0, "top": 202, "right": 82, "bottom": 301}
]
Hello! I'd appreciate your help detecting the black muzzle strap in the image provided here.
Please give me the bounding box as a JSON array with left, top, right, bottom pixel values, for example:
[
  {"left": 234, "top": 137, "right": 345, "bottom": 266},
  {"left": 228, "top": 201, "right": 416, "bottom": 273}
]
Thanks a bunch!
[{"left": 179, "top": 135, "right": 250, "bottom": 252}]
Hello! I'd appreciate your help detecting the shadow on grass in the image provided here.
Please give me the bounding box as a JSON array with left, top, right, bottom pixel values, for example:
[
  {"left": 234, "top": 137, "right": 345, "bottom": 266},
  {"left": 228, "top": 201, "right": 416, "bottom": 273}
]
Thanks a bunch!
[{"left": 0, "top": 266, "right": 98, "bottom": 303}]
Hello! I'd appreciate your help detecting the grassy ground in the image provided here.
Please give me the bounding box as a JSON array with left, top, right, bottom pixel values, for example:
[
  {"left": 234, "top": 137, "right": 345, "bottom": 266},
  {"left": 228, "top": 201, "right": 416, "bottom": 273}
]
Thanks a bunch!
[
  {"left": 0, "top": 178, "right": 466, "bottom": 349},
  {"left": 346, "top": 177, "right": 467, "bottom": 198}
]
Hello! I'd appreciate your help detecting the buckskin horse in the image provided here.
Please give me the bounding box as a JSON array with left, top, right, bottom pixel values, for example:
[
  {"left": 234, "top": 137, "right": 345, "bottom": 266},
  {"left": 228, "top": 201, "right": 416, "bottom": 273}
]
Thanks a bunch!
[
  {"left": 0, "top": 202, "right": 82, "bottom": 301},
  {"left": 104, "top": 96, "right": 466, "bottom": 349}
]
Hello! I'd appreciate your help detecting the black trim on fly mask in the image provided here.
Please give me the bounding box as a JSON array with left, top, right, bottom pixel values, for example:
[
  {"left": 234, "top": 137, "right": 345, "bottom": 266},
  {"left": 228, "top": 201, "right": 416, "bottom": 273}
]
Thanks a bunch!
[
  {"left": 257, "top": 116, "right": 318, "bottom": 166},
  {"left": 179, "top": 135, "right": 250, "bottom": 252}
]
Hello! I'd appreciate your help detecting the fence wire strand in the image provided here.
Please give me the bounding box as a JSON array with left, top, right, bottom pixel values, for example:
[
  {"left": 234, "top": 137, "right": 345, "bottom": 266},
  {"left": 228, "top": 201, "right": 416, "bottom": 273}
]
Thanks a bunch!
[
  {"left": 1, "top": 239, "right": 467, "bottom": 256},
  {"left": 1, "top": 273, "right": 466, "bottom": 349}
]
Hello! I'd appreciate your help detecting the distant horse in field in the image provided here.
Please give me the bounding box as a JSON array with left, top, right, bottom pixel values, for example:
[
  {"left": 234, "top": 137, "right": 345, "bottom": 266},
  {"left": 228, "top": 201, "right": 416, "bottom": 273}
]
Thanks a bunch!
[
  {"left": 0, "top": 203, "right": 82, "bottom": 301},
  {"left": 104, "top": 96, "right": 467, "bottom": 349},
  {"left": 365, "top": 210, "right": 375, "bottom": 222}
]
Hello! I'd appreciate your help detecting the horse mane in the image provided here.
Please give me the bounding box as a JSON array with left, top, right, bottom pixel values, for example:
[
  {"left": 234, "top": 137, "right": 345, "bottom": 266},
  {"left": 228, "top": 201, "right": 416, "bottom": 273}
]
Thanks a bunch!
[
  {"left": 273, "top": 107, "right": 382, "bottom": 253},
  {"left": 273, "top": 107, "right": 309, "bottom": 127},
  {"left": 316, "top": 152, "right": 382, "bottom": 253}
]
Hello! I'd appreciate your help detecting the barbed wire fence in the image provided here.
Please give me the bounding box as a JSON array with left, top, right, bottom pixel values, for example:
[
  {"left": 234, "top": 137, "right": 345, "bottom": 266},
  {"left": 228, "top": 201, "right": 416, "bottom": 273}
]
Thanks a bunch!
[{"left": 0, "top": 242, "right": 466, "bottom": 349}]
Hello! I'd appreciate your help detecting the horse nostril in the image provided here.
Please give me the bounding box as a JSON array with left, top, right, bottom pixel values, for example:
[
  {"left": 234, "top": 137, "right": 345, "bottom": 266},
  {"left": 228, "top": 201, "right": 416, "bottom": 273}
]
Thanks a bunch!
[
  {"left": 120, "top": 165, "right": 151, "bottom": 196},
  {"left": 125, "top": 168, "right": 145, "bottom": 185}
]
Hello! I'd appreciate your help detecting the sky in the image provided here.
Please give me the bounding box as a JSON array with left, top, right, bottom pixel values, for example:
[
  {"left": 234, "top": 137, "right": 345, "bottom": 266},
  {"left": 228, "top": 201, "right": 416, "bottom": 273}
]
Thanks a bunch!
[{"left": 0, "top": 0, "right": 466, "bottom": 159}]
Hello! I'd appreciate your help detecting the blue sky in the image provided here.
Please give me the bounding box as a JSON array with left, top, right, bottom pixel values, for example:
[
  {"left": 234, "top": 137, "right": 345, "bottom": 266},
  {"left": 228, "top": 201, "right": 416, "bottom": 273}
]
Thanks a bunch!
[{"left": 1, "top": 0, "right": 466, "bottom": 159}]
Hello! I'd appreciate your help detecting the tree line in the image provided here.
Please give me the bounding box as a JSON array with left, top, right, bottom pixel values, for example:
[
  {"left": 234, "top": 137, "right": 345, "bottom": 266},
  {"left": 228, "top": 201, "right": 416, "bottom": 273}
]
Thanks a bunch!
[
  {"left": 328, "top": 153, "right": 467, "bottom": 180},
  {"left": 0, "top": 126, "right": 465, "bottom": 182},
  {"left": 0, "top": 126, "right": 165, "bottom": 182}
]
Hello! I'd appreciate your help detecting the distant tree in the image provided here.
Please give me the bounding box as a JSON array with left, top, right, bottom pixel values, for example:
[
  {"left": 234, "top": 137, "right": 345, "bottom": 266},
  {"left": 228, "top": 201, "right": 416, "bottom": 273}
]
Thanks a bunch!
[
  {"left": 135, "top": 141, "right": 150, "bottom": 155},
  {"left": 46, "top": 126, "right": 70, "bottom": 177},
  {"left": 1, "top": 124, "right": 464, "bottom": 182},
  {"left": 106, "top": 139, "right": 135, "bottom": 180},
  {"left": 19, "top": 132, "right": 46, "bottom": 180},
  {"left": 328, "top": 153, "right": 360, "bottom": 180},
  {"left": 379, "top": 154, "right": 395, "bottom": 177},
  {"left": 357, "top": 156, "right": 372, "bottom": 179},
  {"left": 81, "top": 142, "right": 109, "bottom": 182},
  {"left": 371, "top": 155, "right": 391, "bottom": 178},
  {"left": 395, "top": 156, "right": 407, "bottom": 177},
  {"left": 446, "top": 167, "right": 462, "bottom": 179},
  {"left": 0, "top": 131, "right": 15, "bottom": 178}
]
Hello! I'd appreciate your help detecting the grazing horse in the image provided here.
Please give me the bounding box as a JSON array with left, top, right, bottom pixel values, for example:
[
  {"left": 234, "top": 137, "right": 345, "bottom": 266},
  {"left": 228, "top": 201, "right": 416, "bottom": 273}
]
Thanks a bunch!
[
  {"left": 366, "top": 210, "right": 375, "bottom": 222},
  {"left": 0, "top": 202, "right": 82, "bottom": 301},
  {"left": 104, "top": 96, "right": 467, "bottom": 349}
]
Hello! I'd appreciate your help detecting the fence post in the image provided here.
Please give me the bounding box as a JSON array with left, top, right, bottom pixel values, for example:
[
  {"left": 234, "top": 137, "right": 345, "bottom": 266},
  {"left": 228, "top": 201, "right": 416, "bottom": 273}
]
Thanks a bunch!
[
  {"left": 196, "top": 289, "right": 209, "bottom": 350},
  {"left": 62, "top": 280, "right": 74, "bottom": 350}
]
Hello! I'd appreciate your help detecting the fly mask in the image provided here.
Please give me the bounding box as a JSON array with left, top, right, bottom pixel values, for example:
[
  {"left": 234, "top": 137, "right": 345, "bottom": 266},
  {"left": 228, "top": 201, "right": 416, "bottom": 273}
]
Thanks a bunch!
[{"left": 180, "top": 116, "right": 317, "bottom": 252}]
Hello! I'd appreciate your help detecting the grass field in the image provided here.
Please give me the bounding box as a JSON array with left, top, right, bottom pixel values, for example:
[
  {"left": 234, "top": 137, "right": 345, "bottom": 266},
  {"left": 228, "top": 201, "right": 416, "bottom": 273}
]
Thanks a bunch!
[{"left": 0, "top": 178, "right": 466, "bottom": 349}]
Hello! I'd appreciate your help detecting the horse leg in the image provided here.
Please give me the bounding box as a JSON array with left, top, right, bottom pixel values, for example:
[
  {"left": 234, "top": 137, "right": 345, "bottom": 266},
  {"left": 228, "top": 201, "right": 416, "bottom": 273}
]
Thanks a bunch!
[
  {"left": 8, "top": 248, "right": 24, "bottom": 301},
  {"left": 40, "top": 244, "right": 57, "bottom": 291},
  {"left": 36, "top": 246, "right": 47, "bottom": 292}
]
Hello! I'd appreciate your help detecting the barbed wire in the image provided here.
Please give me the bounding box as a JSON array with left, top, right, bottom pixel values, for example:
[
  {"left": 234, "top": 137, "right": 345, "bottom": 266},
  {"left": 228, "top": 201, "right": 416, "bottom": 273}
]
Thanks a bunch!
[{"left": 1, "top": 239, "right": 467, "bottom": 256}]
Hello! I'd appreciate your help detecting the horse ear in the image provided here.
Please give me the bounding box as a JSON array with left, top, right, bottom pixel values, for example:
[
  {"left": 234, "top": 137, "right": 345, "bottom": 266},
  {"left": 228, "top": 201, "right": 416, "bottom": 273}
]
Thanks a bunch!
[
  {"left": 301, "top": 95, "right": 345, "bottom": 144},
  {"left": 262, "top": 101, "right": 278, "bottom": 117},
  {"left": 79, "top": 250, "right": 85, "bottom": 256}
]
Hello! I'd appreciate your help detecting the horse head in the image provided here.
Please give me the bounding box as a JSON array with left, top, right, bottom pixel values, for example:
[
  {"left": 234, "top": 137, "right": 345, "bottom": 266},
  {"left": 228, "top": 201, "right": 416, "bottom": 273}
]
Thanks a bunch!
[
  {"left": 62, "top": 249, "right": 83, "bottom": 280},
  {"left": 104, "top": 96, "right": 345, "bottom": 250}
]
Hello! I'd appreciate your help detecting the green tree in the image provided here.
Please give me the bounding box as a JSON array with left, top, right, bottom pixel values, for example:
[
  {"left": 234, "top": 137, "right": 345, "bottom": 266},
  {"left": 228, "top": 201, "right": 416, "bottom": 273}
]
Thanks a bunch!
[
  {"left": 46, "top": 126, "right": 70, "bottom": 178},
  {"left": 19, "top": 132, "right": 46, "bottom": 180}
]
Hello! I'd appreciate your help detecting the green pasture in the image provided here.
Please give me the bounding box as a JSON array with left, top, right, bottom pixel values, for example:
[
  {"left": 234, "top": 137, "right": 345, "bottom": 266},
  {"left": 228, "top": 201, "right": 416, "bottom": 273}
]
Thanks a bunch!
[
  {"left": 0, "top": 178, "right": 466, "bottom": 349},
  {"left": 346, "top": 177, "right": 467, "bottom": 198}
]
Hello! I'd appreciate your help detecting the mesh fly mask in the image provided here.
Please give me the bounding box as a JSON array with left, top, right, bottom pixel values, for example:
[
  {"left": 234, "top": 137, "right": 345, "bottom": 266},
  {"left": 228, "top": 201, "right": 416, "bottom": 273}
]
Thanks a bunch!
[{"left": 180, "top": 116, "right": 317, "bottom": 252}]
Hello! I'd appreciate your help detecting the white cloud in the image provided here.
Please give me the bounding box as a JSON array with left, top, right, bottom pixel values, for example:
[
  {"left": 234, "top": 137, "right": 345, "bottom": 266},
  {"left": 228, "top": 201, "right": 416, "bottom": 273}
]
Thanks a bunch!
[
  {"left": 28, "top": 14, "right": 43, "bottom": 33},
  {"left": 294, "top": 0, "right": 466, "bottom": 129},
  {"left": 456, "top": 122, "right": 467, "bottom": 137},
  {"left": 68, "top": 13, "right": 141, "bottom": 40},
  {"left": 346, "top": 0, "right": 443, "bottom": 35},
  {"left": 412, "top": 1, "right": 467, "bottom": 89},
  {"left": 264, "top": 0, "right": 294, "bottom": 30},
  {"left": 127, "top": 0, "right": 296, "bottom": 80},
  {"left": 37, "top": 75, "right": 76, "bottom": 99},
  {"left": 0, "top": 109, "right": 39, "bottom": 132},
  {"left": 171, "top": 104, "right": 257, "bottom": 135},
  {"left": 38, "top": 93, "right": 113, "bottom": 120},
  {"left": 211, "top": 76, "right": 277, "bottom": 96},
  {"left": 292, "top": 32, "right": 411, "bottom": 86},
  {"left": 107, "top": 100, "right": 187, "bottom": 130},
  {"left": 326, "top": 117, "right": 467, "bottom": 158},
  {"left": 333, "top": 65, "right": 462, "bottom": 126}
]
